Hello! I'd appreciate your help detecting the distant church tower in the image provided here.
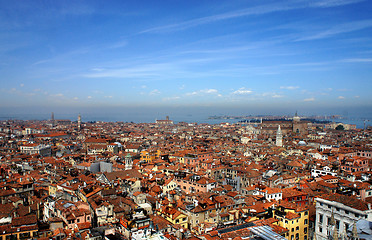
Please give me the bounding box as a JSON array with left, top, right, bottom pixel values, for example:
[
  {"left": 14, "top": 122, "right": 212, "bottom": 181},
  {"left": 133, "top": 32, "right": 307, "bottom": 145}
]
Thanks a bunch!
[
  {"left": 78, "top": 114, "right": 81, "bottom": 131},
  {"left": 51, "top": 112, "right": 55, "bottom": 126},
  {"left": 276, "top": 125, "right": 283, "bottom": 147},
  {"left": 293, "top": 111, "right": 300, "bottom": 123}
]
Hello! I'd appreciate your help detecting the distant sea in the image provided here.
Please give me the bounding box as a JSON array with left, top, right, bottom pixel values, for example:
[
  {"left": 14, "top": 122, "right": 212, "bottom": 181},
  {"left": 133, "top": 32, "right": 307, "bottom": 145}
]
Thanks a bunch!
[{"left": 0, "top": 112, "right": 371, "bottom": 129}]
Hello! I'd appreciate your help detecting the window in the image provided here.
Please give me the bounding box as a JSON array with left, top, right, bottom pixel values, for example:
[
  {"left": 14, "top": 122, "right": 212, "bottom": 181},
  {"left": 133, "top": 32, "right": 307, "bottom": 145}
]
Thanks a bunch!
[
  {"left": 304, "top": 219, "right": 308, "bottom": 224},
  {"left": 319, "top": 214, "right": 323, "bottom": 224},
  {"left": 304, "top": 227, "right": 307, "bottom": 234},
  {"left": 305, "top": 211, "right": 308, "bottom": 215},
  {"left": 292, "top": 228, "right": 294, "bottom": 232},
  {"left": 319, "top": 227, "right": 323, "bottom": 233},
  {"left": 296, "top": 226, "right": 299, "bottom": 231}
]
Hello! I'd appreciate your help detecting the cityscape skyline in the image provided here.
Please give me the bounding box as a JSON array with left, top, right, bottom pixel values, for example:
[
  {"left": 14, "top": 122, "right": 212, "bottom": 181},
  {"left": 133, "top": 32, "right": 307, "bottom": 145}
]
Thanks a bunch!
[{"left": 1, "top": 0, "right": 372, "bottom": 116}]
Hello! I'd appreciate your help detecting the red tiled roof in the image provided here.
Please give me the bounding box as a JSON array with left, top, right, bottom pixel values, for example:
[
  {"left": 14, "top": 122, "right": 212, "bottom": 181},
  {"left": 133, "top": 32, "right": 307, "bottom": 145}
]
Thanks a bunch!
[{"left": 319, "top": 193, "right": 370, "bottom": 211}]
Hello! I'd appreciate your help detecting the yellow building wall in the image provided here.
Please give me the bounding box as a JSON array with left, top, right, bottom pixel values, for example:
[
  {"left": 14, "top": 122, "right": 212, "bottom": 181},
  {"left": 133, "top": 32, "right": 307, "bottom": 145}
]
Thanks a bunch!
[{"left": 274, "top": 209, "right": 309, "bottom": 240}]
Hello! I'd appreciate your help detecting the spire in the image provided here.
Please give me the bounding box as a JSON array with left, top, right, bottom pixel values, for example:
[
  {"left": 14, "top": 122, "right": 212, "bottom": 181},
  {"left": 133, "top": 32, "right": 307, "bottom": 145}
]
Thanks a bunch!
[
  {"left": 293, "top": 111, "right": 300, "bottom": 122},
  {"left": 330, "top": 210, "right": 336, "bottom": 225},
  {"left": 276, "top": 125, "right": 283, "bottom": 147},
  {"left": 352, "top": 221, "right": 359, "bottom": 240},
  {"left": 333, "top": 226, "right": 339, "bottom": 240},
  {"left": 341, "top": 223, "right": 348, "bottom": 240},
  {"left": 78, "top": 113, "right": 82, "bottom": 131}
]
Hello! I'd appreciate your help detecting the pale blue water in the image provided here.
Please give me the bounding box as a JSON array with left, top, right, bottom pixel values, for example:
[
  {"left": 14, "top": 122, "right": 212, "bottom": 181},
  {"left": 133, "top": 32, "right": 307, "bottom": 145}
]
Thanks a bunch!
[
  {"left": 1, "top": 106, "right": 371, "bottom": 128},
  {"left": 0, "top": 112, "right": 371, "bottom": 129}
]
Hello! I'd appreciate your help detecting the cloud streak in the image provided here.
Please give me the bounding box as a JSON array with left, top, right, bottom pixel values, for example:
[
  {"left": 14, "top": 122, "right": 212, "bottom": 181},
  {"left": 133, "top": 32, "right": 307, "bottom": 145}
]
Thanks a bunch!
[
  {"left": 186, "top": 89, "right": 219, "bottom": 96},
  {"left": 232, "top": 88, "right": 253, "bottom": 95},
  {"left": 296, "top": 19, "right": 372, "bottom": 41},
  {"left": 280, "top": 86, "right": 299, "bottom": 90},
  {"left": 140, "top": 0, "right": 365, "bottom": 34}
]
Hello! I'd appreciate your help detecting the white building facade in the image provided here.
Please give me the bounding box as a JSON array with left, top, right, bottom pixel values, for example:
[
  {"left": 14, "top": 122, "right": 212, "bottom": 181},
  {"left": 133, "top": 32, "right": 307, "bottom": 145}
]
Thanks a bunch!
[{"left": 315, "top": 195, "right": 372, "bottom": 240}]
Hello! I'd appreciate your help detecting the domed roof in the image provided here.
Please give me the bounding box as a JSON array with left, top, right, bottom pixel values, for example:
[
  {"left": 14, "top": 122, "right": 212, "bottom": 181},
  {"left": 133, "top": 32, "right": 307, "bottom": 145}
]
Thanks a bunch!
[{"left": 298, "top": 140, "right": 306, "bottom": 146}]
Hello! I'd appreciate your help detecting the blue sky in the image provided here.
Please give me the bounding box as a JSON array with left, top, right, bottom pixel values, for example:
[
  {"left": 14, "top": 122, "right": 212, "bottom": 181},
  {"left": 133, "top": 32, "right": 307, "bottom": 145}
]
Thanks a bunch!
[{"left": 1, "top": 0, "right": 372, "bottom": 117}]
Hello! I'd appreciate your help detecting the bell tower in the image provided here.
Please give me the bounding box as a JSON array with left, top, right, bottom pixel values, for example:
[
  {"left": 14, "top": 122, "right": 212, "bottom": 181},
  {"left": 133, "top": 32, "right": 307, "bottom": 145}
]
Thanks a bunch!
[
  {"left": 276, "top": 125, "right": 283, "bottom": 147},
  {"left": 78, "top": 114, "right": 81, "bottom": 131}
]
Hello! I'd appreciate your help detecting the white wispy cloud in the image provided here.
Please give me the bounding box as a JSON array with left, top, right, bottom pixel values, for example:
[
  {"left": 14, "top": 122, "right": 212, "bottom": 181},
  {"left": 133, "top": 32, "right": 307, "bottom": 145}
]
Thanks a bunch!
[
  {"left": 280, "top": 86, "right": 299, "bottom": 90},
  {"left": 186, "top": 89, "right": 219, "bottom": 96},
  {"left": 163, "top": 96, "right": 181, "bottom": 101},
  {"left": 232, "top": 87, "right": 253, "bottom": 95},
  {"left": 139, "top": 3, "right": 294, "bottom": 33},
  {"left": 83, "top": 64, "right": 170, "bottom": 79},
  {"left": 272, "top": 94, "right": 284, "bottom": 98},
  {"left": 296, "top": 19, "right": 372, "bottom": 41},
  {"left": 3, "top": 88, "right": 36, "bottom": 97},
  {"left": 338, "top": 96, "right": 345, "bottom": 99},
  {"left": 140, "top": 1, "right": 364, "bottom": 34},
  {"left": 149, "top": 89, "right": 161, "bottom": 95},
  {"left": 202, "top": 89, "right": 218, "bottom": 94},
  {"left": 304, "top": 97, "right": 315, "bottom": 102},
  {"left": 51, "top": 93, "right": 64, "bottom": 97},
  {"left": 310, "top": 0, "right": 365, "bottom": 7},
  {"left": 342, "top": 58, "right": 372, "bottom": 63}
]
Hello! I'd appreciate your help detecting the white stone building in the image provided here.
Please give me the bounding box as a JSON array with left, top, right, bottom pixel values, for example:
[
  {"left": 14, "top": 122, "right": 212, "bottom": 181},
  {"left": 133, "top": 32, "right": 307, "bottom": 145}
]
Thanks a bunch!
[
  {"left": 315, "top": 194, "right": 372, "bottom": 240},
  {"left": 20, "top": 143, "right": 51, "bottom": 156}
]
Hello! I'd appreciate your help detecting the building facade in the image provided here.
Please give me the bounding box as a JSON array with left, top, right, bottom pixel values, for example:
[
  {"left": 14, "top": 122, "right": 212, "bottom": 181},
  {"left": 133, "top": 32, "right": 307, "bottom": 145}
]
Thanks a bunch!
[{"left": 315, "top": 194, "right": 372, "bottom": 240}]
